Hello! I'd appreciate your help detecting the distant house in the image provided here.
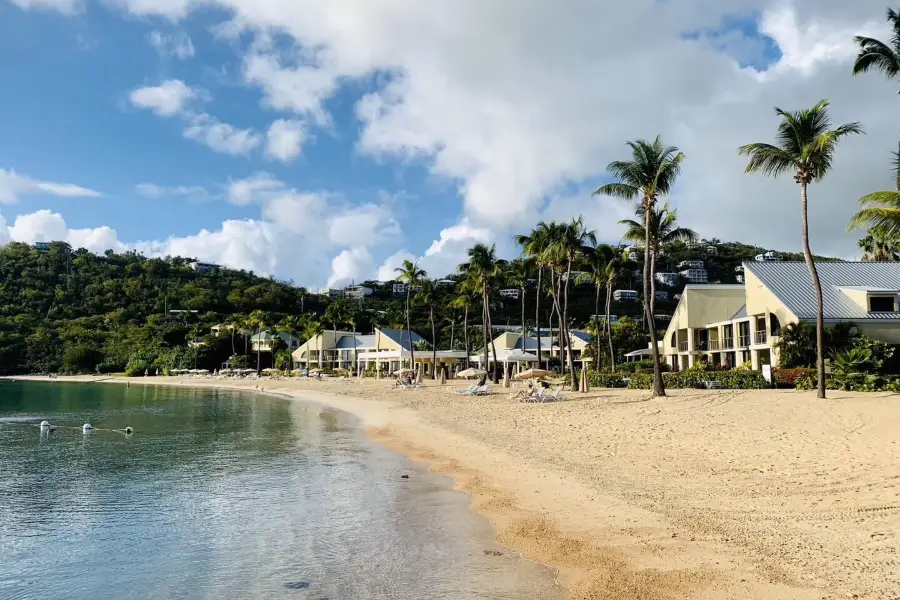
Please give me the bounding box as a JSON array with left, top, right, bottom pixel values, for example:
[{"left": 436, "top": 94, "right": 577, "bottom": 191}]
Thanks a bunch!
[
  {"left": 344, "top": 285, "right": 373, "bottom": 299},
  {"left": 678, "top": 260, "right": 705, "bottom": 270},
  {"left": 436, "top": 279, "right": 457, "bottom": 288},
  {"left": 499, "top": 288, "right": 520, "bottom": 300},
  {"left": 319, "top": 288, "right": 343, "bottom": 299},
  {"left": 250, "top": 331, "right": 301, "bottom": 353},
  {"left": 654, "top": 290, "right": 669, "bottom": 300},
  {"left": 624, "top": 245, "right": 640, "bottom": 261},
  {"left": 679, "top": 269, "right": 708, "bottom": 283},
  {"left": 655, "top": 272, "right": 679, "bottom": 287},
  {"left": 613, "top": 289, "right": 639, "bottom": 301},
  {"left": 190, "top": 261, "right": 221, "bottom": 274},
  {"left": 478, "top": 330, "right": 591, "bottom": 368},
  {"left": 754, "top": 251, "right": 779, "bottom": 262},
  {"left": 736, "top": 274, "right": 744, "bottom": 283},
  {"left": 32, "top": 242, "right": 52, "bottom": 253},
  {"left": 392, "top": 283, "right": 407, "bottom": 296}
]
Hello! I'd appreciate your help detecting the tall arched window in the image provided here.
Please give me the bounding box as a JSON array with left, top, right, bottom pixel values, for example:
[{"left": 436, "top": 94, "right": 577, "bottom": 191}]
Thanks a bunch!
[{"left": 769, "top": 314, "right": 781, "bottom": 336}]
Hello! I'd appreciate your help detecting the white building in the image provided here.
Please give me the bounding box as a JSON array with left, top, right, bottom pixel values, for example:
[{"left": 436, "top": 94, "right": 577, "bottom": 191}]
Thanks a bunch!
[
  {"left": 392, "top": 283, "right": 407, "bottom": 296},
  {"left": 613, "top": 289, "right": 639, "bottom": 301},
  {"left": 319, "top": 288, "right": 343, "bottom": 299},
  {"left": 436, "top": 279, "right": 457, "bottom": 288},
  {"left": 655, "top": 290, "right": 669, "bottom": 300},
  {"left": 678, "top": 260, "right": 705, "bottom": 270},
  {"left": 499, "top": 288, "right": 521, "bottom": 300},
  {"left": 190, "top": 261, "right": 221, "bottom": 274},
  {"left": 655, "top": 272, "right": 679, "bottom": 287},
  {"left": 754, "top": 251, "right": 780, "bottom": 262},
  {"left": 680, "top": 268, "right": 709, "bottom": 283},
  {"left": 624, "top": 245, "right": 640, "bottom": 261},
  {"left": 344, "top": 285, "right": 373, "bottom": 299}
]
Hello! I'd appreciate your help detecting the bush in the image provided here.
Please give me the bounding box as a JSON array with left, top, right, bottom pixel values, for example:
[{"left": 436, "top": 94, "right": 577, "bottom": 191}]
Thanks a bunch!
[
  {"left": 775, "top": 368, "right": 815, "bottom": 387},
  {"left": 62, "top": 345, "right": 104, "bottom": 374},
  {"left": 625, "top": 369, "right": 767, "bottom": 390},
  {"left": 588, "top": 373, "right": 627, "bottom": 388},
  {"left": 617, "top": 360, "right": 670, "bottom": 373},
  {"left": 794, "top": 374, "right": 815, "bottom": 390},
  {"left": 124, "top": 358, "right": 151, "bottom": 377}
]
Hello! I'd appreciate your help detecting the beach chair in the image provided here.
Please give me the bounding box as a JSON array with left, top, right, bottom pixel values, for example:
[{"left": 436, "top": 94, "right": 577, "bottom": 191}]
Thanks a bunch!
[
  {"left": 456, "top": 383, "right": 478, "bottom": 395},
  {"left": 471, "top": 384, "right": 491, "bottom": 396},
  {"left": 544, "top": 386, "right": 565, "bottom": 401}
]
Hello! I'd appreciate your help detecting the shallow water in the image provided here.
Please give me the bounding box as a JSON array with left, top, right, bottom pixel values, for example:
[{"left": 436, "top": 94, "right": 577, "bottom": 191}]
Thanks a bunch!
[{"left": 0, "top": 381, "right": 561, "bottom": 600}]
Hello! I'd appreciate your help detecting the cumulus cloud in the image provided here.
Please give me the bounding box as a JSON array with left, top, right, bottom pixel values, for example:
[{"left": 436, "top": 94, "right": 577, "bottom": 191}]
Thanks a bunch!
[
  {"left": 182, "top": 113, "right": 262, "bottom": 156},
  {"left": 135, "top": 183, "right": 210, "bottom": 199},
  {"left": 376, "top": 250, "right": 416, "bottom": 281},
  {"left": 265, "top": 119, "right": 307, "bottom": 162},
  {"left": 7, "top": 0, "right": 80, "bottom": 14},
  {"left": 327, "top": 247, "right": 374, "bottom": 288},
  {"left": 0, "top": 168, "right": 102, "bottom": 205},
  {"left": 129, "top": 79, "right": 197, "bottom": 117},
  {"left": 147, "top": 30, "right": 195, "bottom": 59},
  {"left": 0, "top": 209, "right": 127, "bottom": 254}
]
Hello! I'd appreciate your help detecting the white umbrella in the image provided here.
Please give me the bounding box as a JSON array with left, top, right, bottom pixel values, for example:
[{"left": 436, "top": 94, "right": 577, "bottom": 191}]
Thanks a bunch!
[
  {"left": 241, "top": 368, "right": 256, "bottom": 374},
  {"left": 220, "top": 369, "right": 233, "bottom": 374},
  {"left": 514, "top": 368, "right": 552, "bottom": 380},
  {"left": 262, "top": 368, "right": 278, "bottom": 373},
  {"left": 505, "top": 352, "right": 539, "bottom": 363},
  {"left": 396, "top": 368, "right": 413, "bottom": 375},
  {"left": 197, "top": 369, "right": 210, "bottom": 374},
  {"left": 457, "top": 368, "right": 486, "bottom": 379}
]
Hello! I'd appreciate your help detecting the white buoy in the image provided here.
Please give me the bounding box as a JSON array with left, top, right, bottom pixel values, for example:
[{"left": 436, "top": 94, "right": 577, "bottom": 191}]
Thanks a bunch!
[
  {"left": 40, "top": 421, "right": 50, "bottom": 429},
  {"left": 83, "top": 423, "right": 94, "bottom": 434},
  {"left": 124, "top": 426, "right": 134, "bottom": 435}
]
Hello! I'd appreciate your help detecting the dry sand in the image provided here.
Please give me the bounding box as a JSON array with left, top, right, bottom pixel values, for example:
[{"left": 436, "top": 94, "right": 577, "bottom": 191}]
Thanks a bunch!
[{"left": 7, "top": 374, "right": 900, "bottom": 600}]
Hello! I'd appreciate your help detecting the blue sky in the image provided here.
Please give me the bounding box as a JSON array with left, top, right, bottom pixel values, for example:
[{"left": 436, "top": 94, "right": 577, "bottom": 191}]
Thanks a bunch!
[{"left": 0, "top": 0, "right": 893, "bottom": 284}]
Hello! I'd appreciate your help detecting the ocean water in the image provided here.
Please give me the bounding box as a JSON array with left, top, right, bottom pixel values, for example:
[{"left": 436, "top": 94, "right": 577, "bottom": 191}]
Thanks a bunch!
[{"left": 0, "top": 381, "right": 561, "bottom": 600}]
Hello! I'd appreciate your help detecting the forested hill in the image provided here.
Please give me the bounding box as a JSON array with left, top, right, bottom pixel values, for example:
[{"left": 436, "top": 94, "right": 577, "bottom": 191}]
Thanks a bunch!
[{"left": 0, "top": 239, "right": 840, "bottom": 375}]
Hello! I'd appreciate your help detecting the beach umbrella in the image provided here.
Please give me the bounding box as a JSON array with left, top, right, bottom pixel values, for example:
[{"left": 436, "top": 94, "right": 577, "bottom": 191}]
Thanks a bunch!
[
  {"left": 262, "top": 368, "right": 278, "bottom": 373},
  {"left": 241, "top": 368, "right": 256, "bottom": 374},
  {"left": 457, "top": 368, "right": 486, "bottom": 379},
  {"left": 197, "top": 369, "right": 210, "bottom": 374},
  {"left": 514, "top": 368, "right": 552, "bottom": 380},
  {"left": 220, "top": 369, "right": 232, "bottom": 374},
  {"left": 396, "top": 368, "right": 413, "bottom": 375}
]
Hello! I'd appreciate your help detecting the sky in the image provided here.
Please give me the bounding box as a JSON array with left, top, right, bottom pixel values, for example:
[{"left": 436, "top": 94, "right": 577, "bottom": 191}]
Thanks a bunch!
[{"left": 0, "top": 0, "right": 897, "bottom": 290}]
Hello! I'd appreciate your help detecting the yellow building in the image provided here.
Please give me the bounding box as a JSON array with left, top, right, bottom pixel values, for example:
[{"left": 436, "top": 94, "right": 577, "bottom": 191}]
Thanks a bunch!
[
  {"left": 479, "top": 331, "right": 591, "bottom": 367},
  {"left": 663, "top": 261, "right": 900, "bottom": 370}
]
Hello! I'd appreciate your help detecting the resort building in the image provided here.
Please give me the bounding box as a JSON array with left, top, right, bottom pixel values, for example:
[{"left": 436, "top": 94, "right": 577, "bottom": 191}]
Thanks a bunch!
[
  {"left": 655, "top": 290, "right": 669, "bottom": 301},
  {"left": 250, "top": 331, "right": 301, "bottom": 353},
  {"left": 679, "top": 268, "right": 709, "bottom": 283},
  {"left": 754, "top": 251, "right": 779, "bottom": 262},
  {"left": 655, "top": 272, "right": 679, "bottom": 287},
  {"left": 663, "top": 262, "right": 900, "bottom": 371},
  {"left": 678, "top": 260, "right": 705, "bottom": 270},
  {"left": 189, "top": 261, "right": 221, "bottom": 274},
  {"left": 624, "top": 245, "right": 640, "bottom": 261},
  {"left": 291, "top": 327, "right": 466, "bottom": 375},
  {"left": 344, "top": 285, "right": 373, "bottom": 299},
  {"left": 499, "top": 288, "right": 521, "bottom": 299},
  {"left": 477, "top": 331, "right": 592, "bottom": 369},
  {"left": 613, "top": 289, "right": 639, "bottom": 301}
]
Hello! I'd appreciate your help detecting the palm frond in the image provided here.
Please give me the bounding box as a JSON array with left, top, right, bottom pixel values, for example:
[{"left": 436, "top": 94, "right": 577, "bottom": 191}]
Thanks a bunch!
[
  {"left": 593, "top": 182, "right": 638, "bottom": 199},
  {"left": 852, "top": 36, "right": 900, "bottom": 77},
  {"left": 737, "top": 143, "right": 797, "bottom": 177}
]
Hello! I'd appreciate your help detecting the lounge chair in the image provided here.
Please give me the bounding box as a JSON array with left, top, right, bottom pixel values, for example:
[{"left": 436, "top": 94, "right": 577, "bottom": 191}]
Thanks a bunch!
[
  {"left": 518, "top": 387, "right": 546, "bottom": 402},
  {"left": 471, "top": 384, "right": 491, "bottom": 396},
  {"left": 545, "top": 386, "right": 564, "bottom": 401},
  {"left": 456, "top": 383, "right": 478, "bottom": 395}
]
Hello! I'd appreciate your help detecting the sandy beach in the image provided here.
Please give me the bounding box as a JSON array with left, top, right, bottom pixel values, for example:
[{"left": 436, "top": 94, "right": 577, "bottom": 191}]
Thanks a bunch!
[{"left": 6, "top": 375, "right": 899, "bottom": 600}]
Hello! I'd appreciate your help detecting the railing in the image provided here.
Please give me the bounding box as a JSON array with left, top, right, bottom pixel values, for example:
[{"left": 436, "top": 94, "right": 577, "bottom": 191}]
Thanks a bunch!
[
  {"left": 738, "top": 335, "right": 751, "bottom": 347},
  {"left": 723, "top": 338, "right": 734, "bottom": 349},
  {"left": 708, "top": 340, "right": 720, "bottom": 351},
  {"left": 754, "top": 331, "right": 767, "bottom": 345},
  {"left": 678, "top": 341, "right": 688, "bottom": 352}
]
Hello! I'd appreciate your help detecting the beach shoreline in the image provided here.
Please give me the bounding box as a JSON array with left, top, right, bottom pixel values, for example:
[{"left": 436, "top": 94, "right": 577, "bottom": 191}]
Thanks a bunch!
[{"left": 4, "top": 374, "right": 898, "bottom": 600}]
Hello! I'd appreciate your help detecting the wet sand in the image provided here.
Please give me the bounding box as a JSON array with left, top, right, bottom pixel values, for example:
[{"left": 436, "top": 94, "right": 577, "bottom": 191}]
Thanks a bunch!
[{"left": 7, "top": 374, "right": 900, "bottom": 600}]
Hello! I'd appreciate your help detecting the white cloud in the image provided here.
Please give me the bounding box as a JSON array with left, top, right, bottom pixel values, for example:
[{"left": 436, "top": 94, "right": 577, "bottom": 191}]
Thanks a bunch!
[
  {"left": 7, "top": 0, "right": 80, "bottom": 14},
  {"left": 182, "top": 113, "right": 262, "bottom": 156},
  {"left": 0, "top": 168, "right": 102, "bottom": 205},
  {"left": 243, "top": 52, "right": 337, "bottom": 123},
  {"left": 0, "top": 209, "right": 127, "bottom": 254},
  {"left": 225, "top": 172, "right": 285, "bottom": 205},
  {"left": 265, "top": 119, "right": 307, "bottom": 162},
  {"left": 376, "top": 250, "right": 416, "bottom": 281},
  {"left": 327, "top": 247, "right": 374, "bottom": 288},
  {"left": 134, "top": 183, "right": 209, "bottom": 199},
  {"left": 129, "top": 79, "right": 197, "bottom": 117},
  {"left": 328, "top": 203, "right": 401, "bottom": 247},
  {"left": 147, "top": 30, "right": 195, "bottom": 60}
]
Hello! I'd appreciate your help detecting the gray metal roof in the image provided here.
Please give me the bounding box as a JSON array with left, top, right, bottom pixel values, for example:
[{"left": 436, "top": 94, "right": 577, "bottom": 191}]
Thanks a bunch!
[
  {"left": 730, "top": 305, "right": 747, "bottom": 320},
  {"left": 334, "top": 334, "right": 376, "bottom": 349},
  {"left": 512, "top": 336, "right": 555, "bottom": 350},
  {"left": 744, "top": 261, "right": 900, "bottom": 320},
  {"left": 379, "top": 328, "right": 424, "bottom": 350}
]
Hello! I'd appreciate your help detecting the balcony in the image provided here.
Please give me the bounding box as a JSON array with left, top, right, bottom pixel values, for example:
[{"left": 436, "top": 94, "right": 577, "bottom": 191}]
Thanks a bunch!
[
  {"left": 678, "top": 341, "right": 688, "bottom": 352},
  {"left": 723, "top": 338, "right": 734, "bottom": 349},
  {"left": 708, "top": 340, "right": 720, "bottom": 351},
  {"left": 754, "top": 331, "right": 767, "bottom": 345},
  {"left": 738, "top": 335, "right": 751, "bottom": 347}
]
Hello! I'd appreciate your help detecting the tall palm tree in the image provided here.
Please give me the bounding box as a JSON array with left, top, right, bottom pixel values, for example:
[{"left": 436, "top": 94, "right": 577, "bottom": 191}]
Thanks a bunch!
[
  {"left": 449, "top": 289, "right": 475, "bottom": 368},
  {"left": 576, "top": 243, "right": 615, "bottom": 371},
  {"left": 459, "top": 244, "right": 506, "bottom": 382},
  {"left": 395, "top": 260, "right": 426, "bottom": 374},
  {"left": 515, "top": 223, "right": 552, "bottom": 369},
  {"left": 248, "top": 309, "right": 268, "bottom": 373},
  {"left": 848, "top": 151, "right": 900, "bottom": 235},
  {"left": 619, "top": 203, "right": 698, "bottom": 318},
  {"left": 604, "top": 254, "right": 626, "bottom": 371},
  {"left": 414, "top": 279, "right": 439, "bottom": 378},
  {"left": 739, "top": 100, "right": 862, "bottom": 399},
  {"left": 594, "top": 136, "right": 684, "bottom": 397},
  {"left": 506, "top": 258, "right": 531, "bottom": 351},
  {"left": 276, "top": 315, "right": 302, "bottom": 369},
  {"left": 852, "top": 8, "right": 900, "bottom": 89},
  {"left": 324, "top": 301, "right": 346, "bottom": 369},
  {"left": 301, "top": 317, "right": 323, "bottom": 370}
]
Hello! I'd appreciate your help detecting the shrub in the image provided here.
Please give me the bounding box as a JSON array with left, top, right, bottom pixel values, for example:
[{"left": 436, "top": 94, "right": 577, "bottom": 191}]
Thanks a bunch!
[
  {"left": 124, "top": 358, "right": 151, "bottom": 377},
  {"left": 617, "top": 360, "right": 669, "bottom": 373},
  {"left": 588, "top": 373, "right": 627, "bottom": 388},
  {"left": 775, "top": 368, "right": 815, "bottom": 387},
  {"left": 626, "top": 369, "right": 767, "bottom": 390},
  {"left": 62, "top": 345, "right": 104, "bottom": 374},
  {"left": 794, "top": 375, "right": 815, "bottom": 391}
]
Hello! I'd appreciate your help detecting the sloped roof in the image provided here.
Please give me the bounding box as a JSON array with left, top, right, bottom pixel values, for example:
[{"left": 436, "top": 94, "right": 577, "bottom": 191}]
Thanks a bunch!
[
  {"left": 334, "top": 334, "right": 376, "bottom": 349},
  {"left": 745, "top": 261, "right": 900, "bottom": 320},
  {"left": 251, "top": 331, "right": 299, "bottom": 342},
  {"left": 379, "top": 328, "right": 425, "bottom": 350},
  {"left": 730, "top": 305, "right": 747, "bottom": 320},
  {"left": 512, "top": 336, "right": 556, "bottom": 350}
]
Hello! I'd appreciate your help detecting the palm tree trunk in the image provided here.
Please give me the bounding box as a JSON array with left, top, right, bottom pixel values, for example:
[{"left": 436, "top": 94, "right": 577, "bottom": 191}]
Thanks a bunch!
[
  {"left": 564, "top": 258, "right": 577, "bottom": 391},
  {"left": 256, "top": 327, "right": 261, "bottom": 373},
  {"left": 431, "top": 307, "right": 437, "bottom": 380},
  {"left": 482, "top": 289, "right": 490, "bottom": 375},
  {"left": 406, "top": 288, "right": 415, "bottom": 374},
  {"left": 644, "top": 201, "right": 666, "bottom": 397},
  {"left": 535, "top": 266, "right": 542, "bottom": 369},
  {"left": 352, "top": 321, "right": 358, "bottom": 375},
  {"left": 594, "top": 284, "right": 601, "bottom": 371},
  {"left": 231, "top": 327, "right": 236, "bottom": 357},
  {"left": 487, "top": 292, "right": 499, "bottom": 383},
  {"left": 463, "top": 306, "right": 470, "bottom": 369},
  {"left": 520, "top": 285, "right": 526, "bottom": 351},
  {"left": 606, "top": 283, "right": 616, "bottom": 372},
  {"left": 650, "top": 250, "right": 657, "bottom": 319},
  {"left": 801, "top": 182, "right": 827, "bottom": 399}
]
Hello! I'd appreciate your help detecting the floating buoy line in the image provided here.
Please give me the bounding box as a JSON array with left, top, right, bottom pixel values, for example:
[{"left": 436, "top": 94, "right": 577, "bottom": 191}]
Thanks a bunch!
[{"left": 23, "top": 420, "right": 135, "bottom": 436}]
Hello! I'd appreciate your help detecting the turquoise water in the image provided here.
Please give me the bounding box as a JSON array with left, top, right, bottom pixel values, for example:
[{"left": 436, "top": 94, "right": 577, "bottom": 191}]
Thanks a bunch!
[{"left": 0, "top": 381, "right": 561, "bottom": 600}]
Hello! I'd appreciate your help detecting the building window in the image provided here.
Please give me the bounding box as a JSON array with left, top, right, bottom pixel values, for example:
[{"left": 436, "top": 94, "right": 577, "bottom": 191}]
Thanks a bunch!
[
  {"left": 869, "top": 296, "right": 896, "bottom": 312},
  {"left": 670, "top": 332, "right": 677, "bottom": 347},
  {"left": 769, "top": 314, "right": 781, "bottom": 336}
]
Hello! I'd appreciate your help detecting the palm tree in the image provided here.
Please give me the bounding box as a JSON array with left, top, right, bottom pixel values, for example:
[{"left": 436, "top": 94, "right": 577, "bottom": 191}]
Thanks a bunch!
[
  {"left": 449, "top": 290, "right": 475, "bottom": 368},
  {"left": 619, "top": 203, "right": 697, "bottom": 317},
  {"left": 395, "top": 260, "right": 426, "bottom": 374},
  {"left": 852, "top": 8, "right": 900, "bottom": 89},
  {"left": 848, "top": 151, "right": 900, "bottom": 236},
  {"left": 459, "top": 243, "right": 506, "bottom": 382},
  {"left": 738, "top": 100, "right": 863, "bottom": 399},
  {"left": 506, "top": 258, "right": 531, "bottom": 350},
  {"left": 576, "top": 244, "right": 615, "bottom": 370},
  {"left": 248, "top": 309, "right": 268, "bottom": 373},
  {"left": 301, "top": 317, "right": 323, "bottom": 370},
  {"left": 858, "top": 227, "right": 900, "bottom": 261},
  {"left": 324, "top": 301, "right": 347, "bottom": 369},
  {"left": 593, "top": 136, "right": 684, "bottom": 397},
  {"left": 515, "top": 224, "right": 552, "bottom": 369},
  {"left": 345, "top": 302, "right": 361, "bottom": 374},
  {"left": 414, "top": 279, "right": 439, "bottom": 378},
  {"left": 604, "top": 254, "right": 626, "bottom": 371},
  {"left": 276, "top": 315, "right": 302, "bottom": 369}
]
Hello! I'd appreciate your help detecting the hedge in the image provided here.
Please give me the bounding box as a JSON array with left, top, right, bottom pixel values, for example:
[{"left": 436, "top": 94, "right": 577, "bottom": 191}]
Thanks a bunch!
[
  {"left": 774, "top": 368, "right": 815, "bottom": 387},
  {"left": 624, "top": 369, "right": 768, "bottom": 390}
]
